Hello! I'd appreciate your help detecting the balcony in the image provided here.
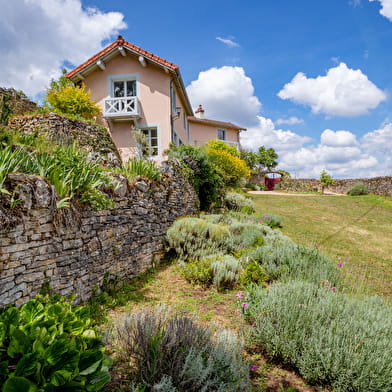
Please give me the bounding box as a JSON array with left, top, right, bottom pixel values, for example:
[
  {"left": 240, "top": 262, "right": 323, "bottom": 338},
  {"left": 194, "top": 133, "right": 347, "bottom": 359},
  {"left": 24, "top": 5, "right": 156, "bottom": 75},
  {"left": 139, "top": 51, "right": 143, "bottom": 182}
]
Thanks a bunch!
[{"left": 103, "top": 96, "right": 138, "bottom": 118}]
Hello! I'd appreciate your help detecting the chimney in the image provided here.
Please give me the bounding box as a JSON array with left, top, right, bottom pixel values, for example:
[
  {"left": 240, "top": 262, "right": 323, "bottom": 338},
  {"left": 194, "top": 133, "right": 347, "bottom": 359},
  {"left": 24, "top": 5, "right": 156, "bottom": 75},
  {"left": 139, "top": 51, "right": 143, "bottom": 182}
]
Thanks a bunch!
[{"left": 195, "top": 104, "right": 205, "bottom": 119}]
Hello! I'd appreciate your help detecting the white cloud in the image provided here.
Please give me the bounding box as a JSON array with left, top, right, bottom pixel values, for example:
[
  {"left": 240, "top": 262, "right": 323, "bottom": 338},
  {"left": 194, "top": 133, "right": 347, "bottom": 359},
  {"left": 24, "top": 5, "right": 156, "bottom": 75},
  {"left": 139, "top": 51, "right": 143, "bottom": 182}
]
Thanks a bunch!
[
  {"left": 0, "top": 0, "right": 126, "bottom": 96},
  {"left": 241, "top": 116, "right": 310, "bottom": 153},
  {"left": 362, "top": 121, "right": 392, "bottom": 155},
  {"left": 275, "top": 116, "right": 304, "bottom": 125},
  {"left": 187, "top": 66, "right": 261, "bottom": 126},
  {"left": 320, "top": 129, "right": 359, "bottom": 147},
  {"left": 370, "top": 0, "right": 392, "bottom": 21},
  {"left": 277, "top": 63, "right": 386, "bottom": 117},
  {"left": 216, "top": 36, "right": 240, "bottom": 48}
]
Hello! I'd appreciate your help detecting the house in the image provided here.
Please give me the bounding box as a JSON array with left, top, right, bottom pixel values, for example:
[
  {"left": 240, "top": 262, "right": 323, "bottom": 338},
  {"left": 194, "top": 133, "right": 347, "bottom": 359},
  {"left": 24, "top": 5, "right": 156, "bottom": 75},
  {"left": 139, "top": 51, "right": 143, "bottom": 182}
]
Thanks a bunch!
[{"left": 65, "top": 36, "right": 245, "bottom": 162}]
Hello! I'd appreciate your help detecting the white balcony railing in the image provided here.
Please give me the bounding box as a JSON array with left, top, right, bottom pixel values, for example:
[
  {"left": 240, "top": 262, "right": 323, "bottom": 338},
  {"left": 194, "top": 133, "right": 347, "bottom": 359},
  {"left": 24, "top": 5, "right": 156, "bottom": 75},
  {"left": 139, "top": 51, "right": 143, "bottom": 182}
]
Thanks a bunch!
[{"left": 103, "top": 96, "right": 138, "bottom": 117}]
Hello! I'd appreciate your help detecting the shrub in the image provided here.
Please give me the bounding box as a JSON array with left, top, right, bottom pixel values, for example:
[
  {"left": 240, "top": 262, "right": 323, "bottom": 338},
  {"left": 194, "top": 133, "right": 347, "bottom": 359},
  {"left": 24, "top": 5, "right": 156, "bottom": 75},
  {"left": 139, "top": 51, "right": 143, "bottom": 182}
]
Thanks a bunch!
[
  {"left": 245, "top": 281, "right": 392, "bottom": 392},
  {"left": 347, "top": 183, "right": 369, "bottom": 196},
  {"left": 224, "top": 192, "right": 255, "bottom": 214},
  {"left": 45, "top": 72, "right": 100, "bottom": 120},
  {"left": 115, "top": 157, "right": 162, "bottom": 182},
  {"left": 165, "top": 217, "right": 230, "bottom": 261},
  {"left": 181, "top": 255, "right": 214, "bottom": 286},
  {"left": 258, "top": 213, "right": 282, "bottom": 228},
  {"left": 244, "top": 242, "right": 340, "bottom": 286},
  {"left": 168, "top": 144, "right": 224, "bottom": 210},
  {"left": 206, "top": 147, "right": 250, "bottom": 186},
  {"left": 211, "top": 255, "right": 241, "bottom": 289},
  {"left": 240, "top": 260, "right": 268, "bottom": 286},
  {"left": 113, "top": 307, "right": 249, "bottom": 392},
  {"left": 0, "top": 295, "right": 111, "bottom": 391}
]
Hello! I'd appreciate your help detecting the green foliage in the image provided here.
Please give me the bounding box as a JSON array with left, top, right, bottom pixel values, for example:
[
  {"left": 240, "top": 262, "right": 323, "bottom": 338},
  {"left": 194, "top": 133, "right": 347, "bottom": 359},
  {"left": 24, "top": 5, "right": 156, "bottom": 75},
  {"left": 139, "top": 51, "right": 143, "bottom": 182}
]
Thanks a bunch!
[
  {"left": 245, "top": 281, "right": 392, "bottom": 392},
  {"left": 258, "top": 213, "right": 282, "bottom": 228},
  {"left": 211, "top": 255, "right": 241, "bottom": 289},
  {"left": 45, "top": 71, "right": 100, "bottom": 120},
  {"left": 240, "top": 260, "right": 268, "bottom": 286},
  {"left": 240, "top": 146, "right": 279, "bottom": 173},
  {"left": 0, "top": 93, "right": 12, "bottom": 125},
  {"left": 165, "top": 217, "right": 230, "bottom": 261},
  {"left": 224, "top": 192, "right": 255, "bottom": 214},
  {"left": 114, "top": 157, "right": 162, "bottom": 182},
  {"left": 244, "top": 242, "right": 340, "bottom": 286},
  {"left": 206, "top": 141, "right": 250, "bottom": 186},
  {"left": 347, "top": 183, "right": 369, "bottom": 196},
  {"left": 168, "top": 144, "right": 224, "bottom": 210},
  {"left": 181, "top": 256, "right": 214, "bottom": 286},
  {"left": 0, "top": 136, "right": 113, "bottom": 210},
  {"left": 319, "top": 170, "right": 334, "bottom": 193},
  {"left": 0, "top": 295, "right": 111, "bottom": 391},
  {"left": 112, "top": 307, "right": 249, "bottom": 392}
]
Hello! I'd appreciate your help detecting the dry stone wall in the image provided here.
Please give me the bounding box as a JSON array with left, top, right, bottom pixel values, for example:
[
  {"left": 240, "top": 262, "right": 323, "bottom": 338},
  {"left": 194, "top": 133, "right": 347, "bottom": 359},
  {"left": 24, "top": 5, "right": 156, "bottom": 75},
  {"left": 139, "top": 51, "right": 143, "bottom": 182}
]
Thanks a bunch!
[
  {"left": 0, "top": 87, "right": 37, "bottom": 116},
  {"left": 277, "top": 177, "right": 392, "bottom": 196},
  {"left": 0, "top": 162, "right": 198, "bottom": 307}
]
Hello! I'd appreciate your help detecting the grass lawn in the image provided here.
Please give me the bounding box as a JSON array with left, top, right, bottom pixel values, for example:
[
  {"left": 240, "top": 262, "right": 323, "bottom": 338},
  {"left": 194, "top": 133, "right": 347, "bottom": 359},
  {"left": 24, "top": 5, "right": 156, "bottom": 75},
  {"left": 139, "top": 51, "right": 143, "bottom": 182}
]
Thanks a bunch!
[{"left": 249, "top": 193, "right": 392, "bottom": 297}]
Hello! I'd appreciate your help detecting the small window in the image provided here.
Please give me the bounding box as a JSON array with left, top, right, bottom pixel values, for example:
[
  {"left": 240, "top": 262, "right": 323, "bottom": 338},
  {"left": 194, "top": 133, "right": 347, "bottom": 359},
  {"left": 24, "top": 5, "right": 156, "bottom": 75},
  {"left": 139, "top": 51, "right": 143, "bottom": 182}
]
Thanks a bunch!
[
  {"left": 141, "top": 127, "right": 159, "bottom": 156},
  {"left": 112, "top": 79, "right": 136, "bottom": 97},
  {"left": 217, "top": 128, "right": 226, "bottom": 141}
]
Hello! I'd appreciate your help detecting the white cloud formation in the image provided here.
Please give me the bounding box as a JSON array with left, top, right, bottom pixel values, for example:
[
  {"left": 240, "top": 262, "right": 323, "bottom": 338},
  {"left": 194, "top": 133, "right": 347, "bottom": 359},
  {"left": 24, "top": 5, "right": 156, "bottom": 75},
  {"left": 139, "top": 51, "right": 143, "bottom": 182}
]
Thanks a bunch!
[
  {"left": 187, "top": 66, "right": 261, "bottom": 126},
  {"left": 362, "top": 121, "right": 392, "bottom": 155},
  {"left": 275, "top": 116, "right": 304, "bottom": 125},
  {"left": 370, "top": 0, "right": 392, "bottom": 21},
  {"left": 216, "top": 36, "right": 240, "bottom": 48},
  {"left": 277, "top": 63, "right": 386, "bottom": 117},
  {"left": 320, "top": 129, "right": 359, "bottom": 147},
  {"left": 0, "top": 0, "right": 126, "bottom": 96}
]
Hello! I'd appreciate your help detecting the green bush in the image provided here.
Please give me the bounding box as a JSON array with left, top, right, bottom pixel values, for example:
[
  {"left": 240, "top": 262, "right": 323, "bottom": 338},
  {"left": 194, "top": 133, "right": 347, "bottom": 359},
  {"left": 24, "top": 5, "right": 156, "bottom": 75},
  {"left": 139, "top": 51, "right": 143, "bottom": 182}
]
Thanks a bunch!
[
  {"left": 211, "top": 255, "right": 241, "bottom": 289},
  {"left": 45, "top": 73, "right": 100, "bottom": 120},
  {"left": 224, "top": 192, "right": 255, "bottom": 214},
  {"left": 165, "top": 217, "right": 230, "bottom": 261},
  {"left": 244, "top": 242, "right": 340, "bottom": 286},
  {"left": 245, "top": 281, "right": 392, "bottom": 392},
  {"left": 258, "top": 213, "right": 282, "bottom": 228},
  {"left": 112, "top": 307, "right": 249, "bottom": 392},
  {"left": 181, "top": 255, "right": 214, "bottom": 286},
  {"left": 240, "top": 260, "right": 268, "bottom": 286},
  {"left": 168, "top": 144, "right": 224, "bottom": 210},
  {"left": 0, "top": 295, "right": 111, "bottom": 391},
  {"left": 347, "top": 183, "right": 369, "bottom": 196}
]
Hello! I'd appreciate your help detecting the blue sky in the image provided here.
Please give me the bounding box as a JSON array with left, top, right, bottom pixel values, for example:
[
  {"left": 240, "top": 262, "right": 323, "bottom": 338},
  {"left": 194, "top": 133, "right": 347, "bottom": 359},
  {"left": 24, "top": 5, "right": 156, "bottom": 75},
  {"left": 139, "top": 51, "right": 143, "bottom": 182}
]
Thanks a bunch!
[{"left": 1, "top": 0, "right": 391, "bottom": 177}]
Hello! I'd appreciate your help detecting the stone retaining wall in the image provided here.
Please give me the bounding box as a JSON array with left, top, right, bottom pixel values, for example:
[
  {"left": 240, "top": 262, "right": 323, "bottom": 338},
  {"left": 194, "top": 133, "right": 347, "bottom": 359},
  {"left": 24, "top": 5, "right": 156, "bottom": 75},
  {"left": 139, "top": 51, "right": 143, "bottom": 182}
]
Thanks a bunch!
[
  {"left": 0, "top": 87, "right": 37, "bottom": 116},
  {"left": 276, "top": 177, "right": 392, "bottom": 196},
  {"left": 0, "top": 161, "right": 198, "bottom": 306}
]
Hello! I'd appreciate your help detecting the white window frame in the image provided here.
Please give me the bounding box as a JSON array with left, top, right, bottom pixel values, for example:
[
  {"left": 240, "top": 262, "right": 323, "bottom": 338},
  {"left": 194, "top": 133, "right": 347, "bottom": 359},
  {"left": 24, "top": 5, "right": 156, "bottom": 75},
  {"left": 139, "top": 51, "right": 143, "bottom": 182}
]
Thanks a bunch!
[
  {"left": 139, "top": 123, "right": 160, "bottom": 160},
  {"left": 107, "top": 73, "right": 140, "bottom": 98},
  {"left": 217, "top": 128, "right": 227, "bottom": 141}
]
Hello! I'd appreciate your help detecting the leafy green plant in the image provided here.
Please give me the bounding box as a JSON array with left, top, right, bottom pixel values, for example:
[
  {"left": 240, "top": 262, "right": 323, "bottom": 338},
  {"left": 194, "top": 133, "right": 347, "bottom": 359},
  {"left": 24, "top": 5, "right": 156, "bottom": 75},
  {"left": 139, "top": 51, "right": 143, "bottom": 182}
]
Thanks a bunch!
[
  {"left": 168, "top": 144, "right": 224, "bottom": 210},
  {"left": 114, "top": 157, "right": 162, "bottom": 182},
  {"left": 224, "top": 192, "right": 255, "bottom": 213},
  {"left": 319, "top": 169, "right": 334, "bottom": 194},
  {"left": 112, "top": 307, "right": 249, "bottom": 392},
  {"left": 0, "top": 295, "right": 111, "bottom": 391},
  {"left": 347, "top": 183, "right": 369, "bottom": 196},
  {"left": 181, "top": 256, "right": 214, "bottom": 286},
  {"left": 240, "top": 260, "right": 268, "bottom": 286},
  {"left": 258, "top": 213, "right": 282, "bottom": 228},
  {"left": 245, "top": 281, "right": 392, "bottom": 392},
  {"left": 45, "top": 71, "right": 100, "bottom": 120}
]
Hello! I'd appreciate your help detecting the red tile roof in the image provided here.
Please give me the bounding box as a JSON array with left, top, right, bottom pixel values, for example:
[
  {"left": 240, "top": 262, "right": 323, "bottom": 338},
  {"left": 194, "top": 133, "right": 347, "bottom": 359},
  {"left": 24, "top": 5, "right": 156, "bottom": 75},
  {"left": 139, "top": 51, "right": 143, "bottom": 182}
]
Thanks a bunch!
[
  {"left": 65, "top": 35, "right": 179, "bottom": 79},
  {"left": 188, "top": 116, "right": 246, "bottom": 131}
]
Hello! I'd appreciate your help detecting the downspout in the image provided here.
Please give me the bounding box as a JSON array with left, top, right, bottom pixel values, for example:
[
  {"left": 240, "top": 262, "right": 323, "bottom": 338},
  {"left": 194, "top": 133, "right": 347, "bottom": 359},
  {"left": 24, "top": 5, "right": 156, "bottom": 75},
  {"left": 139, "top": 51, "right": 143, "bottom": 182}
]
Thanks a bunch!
[{"left": 170, "top": 79, "right": 174, "bottom": 144}]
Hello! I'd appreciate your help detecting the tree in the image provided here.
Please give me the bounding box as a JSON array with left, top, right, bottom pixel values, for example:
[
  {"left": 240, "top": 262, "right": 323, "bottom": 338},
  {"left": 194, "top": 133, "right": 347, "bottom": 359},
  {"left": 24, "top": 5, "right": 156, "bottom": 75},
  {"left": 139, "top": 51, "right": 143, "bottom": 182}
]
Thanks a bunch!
[
  {"left": 319, "top": 170, "right": 335, "bottom": 194},
  {"left": 240, "top": 146, "right": 279, "bottom": 173},
  {"left": 45, "top": 70, "right": 100, "bottom": 120}
]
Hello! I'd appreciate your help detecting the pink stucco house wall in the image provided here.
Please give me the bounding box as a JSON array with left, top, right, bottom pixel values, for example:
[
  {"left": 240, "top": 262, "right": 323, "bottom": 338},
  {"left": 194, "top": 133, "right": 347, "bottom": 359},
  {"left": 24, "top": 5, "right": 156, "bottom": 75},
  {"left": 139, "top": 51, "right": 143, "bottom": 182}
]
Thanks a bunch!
[{"left": 65, "top": 36, "right": 246, "bottom": 162}]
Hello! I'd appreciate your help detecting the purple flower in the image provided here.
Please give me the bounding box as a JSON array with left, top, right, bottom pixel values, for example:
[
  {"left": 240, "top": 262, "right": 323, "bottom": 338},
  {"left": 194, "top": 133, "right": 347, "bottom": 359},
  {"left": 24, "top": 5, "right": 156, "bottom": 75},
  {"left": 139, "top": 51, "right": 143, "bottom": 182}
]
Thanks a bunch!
[
  {"left": 315, "top": 245, "right": 319, "bottom": 250},
  {"left": 242, "top": 303, "right": 249, "bottom": 310},
  {"left": 331, "top": 287, "right": 337, "bottom": 292},
  {"left": 236, "top": 293, "right": 243, "bottom": 299},
  {"left": 49, "top": 290, "right": 54, "bottom": 294},
  {"left": 337, "top": 262, "right": 343, "bottom": 268},
  {"left": 65, "top": 298, "right": 69, "bottom": 302},
  {"left": 250, "top": 364, "right": 258, "bottom": 372}
]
